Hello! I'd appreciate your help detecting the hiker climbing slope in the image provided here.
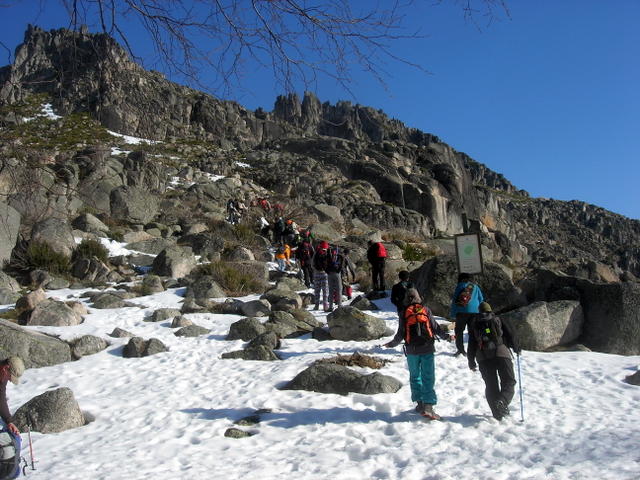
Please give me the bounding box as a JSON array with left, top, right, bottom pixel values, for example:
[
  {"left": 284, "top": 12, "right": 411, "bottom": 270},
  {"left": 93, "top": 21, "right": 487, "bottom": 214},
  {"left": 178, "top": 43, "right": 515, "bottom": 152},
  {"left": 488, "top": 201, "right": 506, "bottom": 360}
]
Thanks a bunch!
[
  {"left": 449, "top": 273, "right": 484, "bottom": 357},
  {"left": 295, "top": 236, "right": 315, "bottom": 288},
  {"left": 325, "top": 245, "right": 344, "bottom": 311},
  {"left": 390, "top": 270, "right": 414, "bottom": 319},
  {"left": 468, "top": 302, "right": 521, "bottom": 420},
  {"left": 384, "top": 289, "right": 452, "bottom": 420},
  {"left": 367, "top": 240, "right": 387, "bottom": 293},
  {"left": 312, "top": 241, "right": 331, "bottom": 311}
]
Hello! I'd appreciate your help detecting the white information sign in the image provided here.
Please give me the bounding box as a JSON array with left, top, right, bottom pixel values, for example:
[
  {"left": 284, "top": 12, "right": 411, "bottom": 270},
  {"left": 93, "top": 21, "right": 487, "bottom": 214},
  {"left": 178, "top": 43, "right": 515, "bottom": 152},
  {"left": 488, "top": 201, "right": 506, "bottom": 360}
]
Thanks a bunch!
[{"left": 455, "top": 233, "right": 484, "bottom": 274}]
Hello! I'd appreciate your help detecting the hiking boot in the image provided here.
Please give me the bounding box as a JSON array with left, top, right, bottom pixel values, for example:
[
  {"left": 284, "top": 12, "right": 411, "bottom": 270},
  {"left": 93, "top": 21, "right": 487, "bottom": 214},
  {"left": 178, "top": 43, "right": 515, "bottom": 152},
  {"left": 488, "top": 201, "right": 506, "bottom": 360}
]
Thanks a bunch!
[
  {"left": 454, "top": 350, "right": 466, "bottom": 357},
  {"left": 421, "top": 404, "right": 441, "bottom": 421},
  {"left": 414, "top": 401, "right": 425, "bottom": 414},
  {"left": 495, "top": 399, "right": 510, "bottom": 418}
]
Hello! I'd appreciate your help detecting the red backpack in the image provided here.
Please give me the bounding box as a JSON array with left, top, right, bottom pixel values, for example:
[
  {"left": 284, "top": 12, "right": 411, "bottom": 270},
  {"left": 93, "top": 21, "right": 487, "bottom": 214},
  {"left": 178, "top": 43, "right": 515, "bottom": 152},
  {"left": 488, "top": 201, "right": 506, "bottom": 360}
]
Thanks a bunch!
[
  {"left": 404, "top": 304, "right": 434, "bottom": 345},
  {"left": 456, "top": 283, "right": 475, "bottom": 307},
  {"left": 375, "top": 242, "right": 387, "bottom": 258}
]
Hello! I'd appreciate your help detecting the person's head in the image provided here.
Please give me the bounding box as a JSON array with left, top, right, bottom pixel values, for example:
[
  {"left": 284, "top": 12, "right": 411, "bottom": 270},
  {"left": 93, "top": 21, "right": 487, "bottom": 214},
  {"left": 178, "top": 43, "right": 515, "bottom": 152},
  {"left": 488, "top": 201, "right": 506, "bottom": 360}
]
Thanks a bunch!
[
  {"left": 398, "top": 270, "right": 410, "bottom": 281},
  {"left": 343, "top": 248, "right": 350, "bottom": 255},
  {"left": 458, "top": 273, "right": 473, "bottom": 283},
  {"left": 317, "top": 240, "right": 329, "bottom": 254},
  {"left": 1, "top": 356, "right": 25, "bottom": 385},
  {"left": 406, "top": 288, "right": 422, "bottom": 305},
  {"left": 479, "top": 302, "right": 492, "bottom": 313}
]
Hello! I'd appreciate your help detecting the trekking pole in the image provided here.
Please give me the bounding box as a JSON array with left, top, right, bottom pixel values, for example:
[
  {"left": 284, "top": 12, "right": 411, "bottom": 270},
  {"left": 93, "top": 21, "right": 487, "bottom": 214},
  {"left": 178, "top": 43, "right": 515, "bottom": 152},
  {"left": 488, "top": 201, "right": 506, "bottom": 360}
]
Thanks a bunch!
[
  {"left": 27, "top": 426, "right": 36, "bottom": 470},
  {"left": 516, "top": 353, "right": 524, "bottom": 422}
]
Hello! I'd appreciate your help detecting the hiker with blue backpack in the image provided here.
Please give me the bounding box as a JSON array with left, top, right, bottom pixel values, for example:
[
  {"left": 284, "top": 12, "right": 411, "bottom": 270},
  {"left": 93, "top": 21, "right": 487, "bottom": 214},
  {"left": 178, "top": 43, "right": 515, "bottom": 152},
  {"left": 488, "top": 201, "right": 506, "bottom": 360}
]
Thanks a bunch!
[
  {"left": 1, "top": 357, "right": 24, "bottom": 480},
  {"left": 467, "top": 302, "right": 521, "bottom": 420},
  {"left": 384, "top": 289, "right": 452, "bottom": 420},
  {"left": 449, "top": 273, "right": 485, "bottom": 357}
]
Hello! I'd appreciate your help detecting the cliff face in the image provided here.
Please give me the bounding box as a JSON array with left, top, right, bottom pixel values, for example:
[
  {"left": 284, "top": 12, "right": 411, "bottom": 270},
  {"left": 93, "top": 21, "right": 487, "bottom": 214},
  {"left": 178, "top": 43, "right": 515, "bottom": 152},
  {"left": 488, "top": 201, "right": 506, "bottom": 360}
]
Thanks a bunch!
[{"left": 2, "top": 26, "right": 639, "bottom": 281}]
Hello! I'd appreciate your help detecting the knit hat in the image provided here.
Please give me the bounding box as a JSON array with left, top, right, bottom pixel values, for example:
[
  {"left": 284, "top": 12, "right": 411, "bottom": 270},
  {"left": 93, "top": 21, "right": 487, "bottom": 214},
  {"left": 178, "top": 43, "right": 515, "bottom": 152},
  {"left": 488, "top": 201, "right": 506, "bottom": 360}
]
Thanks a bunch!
[
  {"left": 7, "top": 356, "right": 25, "bottom": 385},
  {"left": 406, "top": 288, "right": 422, "bottom": 305},
  {"left": 479, "top": 302, "right": 492, "bottom": 313}
]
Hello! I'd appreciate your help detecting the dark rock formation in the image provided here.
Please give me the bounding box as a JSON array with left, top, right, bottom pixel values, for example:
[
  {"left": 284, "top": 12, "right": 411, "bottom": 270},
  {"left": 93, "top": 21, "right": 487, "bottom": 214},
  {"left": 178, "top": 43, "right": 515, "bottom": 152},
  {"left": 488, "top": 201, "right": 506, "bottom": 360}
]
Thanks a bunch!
[{"left": 282, "top": 363, "right": 402, "bottom": 395}]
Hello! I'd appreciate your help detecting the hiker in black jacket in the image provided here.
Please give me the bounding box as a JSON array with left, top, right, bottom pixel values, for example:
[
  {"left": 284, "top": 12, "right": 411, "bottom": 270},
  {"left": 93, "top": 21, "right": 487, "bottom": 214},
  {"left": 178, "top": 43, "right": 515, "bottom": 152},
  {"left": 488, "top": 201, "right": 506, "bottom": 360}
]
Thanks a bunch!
[
  {"left": 468, "top": 302, "right": 521, "bottom": 420},
  {"left": 390, "top": 270, "right": 414, "bottom": 318}
]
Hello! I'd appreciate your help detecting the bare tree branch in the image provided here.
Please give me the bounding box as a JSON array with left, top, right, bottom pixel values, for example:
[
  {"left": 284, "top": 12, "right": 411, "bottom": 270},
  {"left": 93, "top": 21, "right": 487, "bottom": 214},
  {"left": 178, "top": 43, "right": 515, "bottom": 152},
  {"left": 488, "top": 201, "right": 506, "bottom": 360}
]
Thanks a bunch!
[{"left": 6, "top": 0, "right": 509, "bottom": 97}]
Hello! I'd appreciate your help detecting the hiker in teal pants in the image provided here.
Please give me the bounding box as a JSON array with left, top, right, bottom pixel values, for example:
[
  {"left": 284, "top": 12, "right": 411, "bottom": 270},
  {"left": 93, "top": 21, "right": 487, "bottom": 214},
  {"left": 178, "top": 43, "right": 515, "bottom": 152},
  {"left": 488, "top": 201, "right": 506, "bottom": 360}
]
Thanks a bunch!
[
  {"left": 406, "top": 354, "right": 437, "bottom": 405},
  {"left": 384, "top": 289, "right": 452, "bottom": 420}
]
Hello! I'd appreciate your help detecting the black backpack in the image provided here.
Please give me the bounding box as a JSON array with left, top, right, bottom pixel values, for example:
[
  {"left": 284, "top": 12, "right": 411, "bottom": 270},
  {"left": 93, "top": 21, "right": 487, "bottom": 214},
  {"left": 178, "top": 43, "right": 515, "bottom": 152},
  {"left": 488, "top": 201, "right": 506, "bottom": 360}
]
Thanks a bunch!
[
  {"left": 327, "top": 247, "right": 343, "bottom": 273},
  {"left": 472, "top": 314, "right": 503, "bottom": 352},
  {"left": 313, "top": 251, "right": 329, "bottom": 271},
  {"left": 298, "top": 241, "right": 313, "bottom": 262}
]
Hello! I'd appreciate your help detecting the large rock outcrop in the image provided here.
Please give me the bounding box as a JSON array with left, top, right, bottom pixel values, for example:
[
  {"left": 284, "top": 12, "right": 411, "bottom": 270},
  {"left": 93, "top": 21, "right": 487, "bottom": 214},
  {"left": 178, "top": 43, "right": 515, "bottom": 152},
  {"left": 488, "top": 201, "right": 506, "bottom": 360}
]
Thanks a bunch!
[{"left": 0, "top": 319, "right": 72, "bottom": 367}]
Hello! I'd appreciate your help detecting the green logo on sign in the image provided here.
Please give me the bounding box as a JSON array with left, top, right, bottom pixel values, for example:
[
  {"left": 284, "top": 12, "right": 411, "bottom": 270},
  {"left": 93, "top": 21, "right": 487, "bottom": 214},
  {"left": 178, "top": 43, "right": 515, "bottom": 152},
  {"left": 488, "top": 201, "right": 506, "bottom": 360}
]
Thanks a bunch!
[{"left": 464, "top": 246, "right": 474, "bottom": 255}]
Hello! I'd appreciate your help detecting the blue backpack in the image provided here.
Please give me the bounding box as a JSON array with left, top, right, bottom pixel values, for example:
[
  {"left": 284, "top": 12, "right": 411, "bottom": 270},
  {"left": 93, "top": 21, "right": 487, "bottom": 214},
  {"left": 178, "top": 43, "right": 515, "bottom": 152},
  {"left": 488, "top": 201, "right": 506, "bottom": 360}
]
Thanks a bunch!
[{"left": 0, "top": 423, "right": 21, "bottom": 480}]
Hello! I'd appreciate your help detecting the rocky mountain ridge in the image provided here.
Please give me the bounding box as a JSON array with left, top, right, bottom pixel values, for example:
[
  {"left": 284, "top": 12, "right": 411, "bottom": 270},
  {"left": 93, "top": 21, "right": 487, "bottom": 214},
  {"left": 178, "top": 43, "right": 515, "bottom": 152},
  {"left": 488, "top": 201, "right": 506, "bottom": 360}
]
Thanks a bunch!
[{"left": 1, "top": 25, "right": 639, "bottom": 283}]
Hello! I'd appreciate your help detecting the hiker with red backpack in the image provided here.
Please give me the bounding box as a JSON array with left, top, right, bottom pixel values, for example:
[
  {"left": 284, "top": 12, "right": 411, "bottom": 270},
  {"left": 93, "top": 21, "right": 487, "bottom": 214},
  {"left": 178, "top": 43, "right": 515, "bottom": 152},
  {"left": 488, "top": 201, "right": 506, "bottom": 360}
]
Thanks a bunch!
[
  {"left": 384, "top": 289, "right": 452, "bottom": 420},
  {"left": 468, "top": 302, "right": 521, "bottom": 420},
  {"left": 312, "top": 241, "right": 331, "bottom": 311},
  {"left": 450, "top": 273, "right": 485, "bottom": 357},
  {"left": 367, "top": 240, "right": 387, "bottom": 293}
]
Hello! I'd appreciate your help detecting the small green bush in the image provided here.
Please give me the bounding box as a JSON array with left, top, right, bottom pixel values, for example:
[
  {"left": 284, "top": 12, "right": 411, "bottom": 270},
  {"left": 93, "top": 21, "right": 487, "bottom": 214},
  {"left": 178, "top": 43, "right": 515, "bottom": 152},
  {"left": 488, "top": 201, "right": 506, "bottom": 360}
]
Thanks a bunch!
[
  {"left": 25, "top": 241, "right": 71, "bottom": 275},
  {"left": 74, "top": 239, "right": 109, "bottom": 263},
  {"left": 402, "top": 244, "right": 432, "bottom": 262},
  {"left": 107, "top": 230, "right": 124, "bottom": 242},
  {"left": 128, "top": 284, "right": 155, "bottom": 297},
  {"left": 0, "top": 309, "right": 19, "bottom": 322},
  {"left": 192, "top": 261, "right": 264, "bottom": 296}
]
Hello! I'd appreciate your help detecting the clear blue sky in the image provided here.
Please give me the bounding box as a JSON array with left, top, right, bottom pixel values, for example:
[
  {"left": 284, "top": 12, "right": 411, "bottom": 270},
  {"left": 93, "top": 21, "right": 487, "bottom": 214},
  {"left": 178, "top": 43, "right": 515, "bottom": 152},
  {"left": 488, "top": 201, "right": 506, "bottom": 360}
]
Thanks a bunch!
[{"left": 2, "top": 1, "right": 638, "bottom": 219}]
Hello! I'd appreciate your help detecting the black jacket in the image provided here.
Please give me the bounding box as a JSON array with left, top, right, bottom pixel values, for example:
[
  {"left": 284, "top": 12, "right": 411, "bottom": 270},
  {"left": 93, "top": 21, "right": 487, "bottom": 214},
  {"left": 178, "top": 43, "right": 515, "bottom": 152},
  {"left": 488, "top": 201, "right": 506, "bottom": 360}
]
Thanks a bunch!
[
  {"left": 390, "top": 280, "right": 414, "bottom": 308},
  {"left": 467, "top": 312, "right": 520, "bottom": 368}
]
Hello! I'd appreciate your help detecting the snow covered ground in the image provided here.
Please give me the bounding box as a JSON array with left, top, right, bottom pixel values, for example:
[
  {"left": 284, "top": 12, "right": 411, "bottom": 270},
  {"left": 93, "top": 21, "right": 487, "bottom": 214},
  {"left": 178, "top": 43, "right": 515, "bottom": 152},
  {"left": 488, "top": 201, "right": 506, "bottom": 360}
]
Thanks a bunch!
[{"left": 3, "top": 251, "right": 639, "bottom": 479}]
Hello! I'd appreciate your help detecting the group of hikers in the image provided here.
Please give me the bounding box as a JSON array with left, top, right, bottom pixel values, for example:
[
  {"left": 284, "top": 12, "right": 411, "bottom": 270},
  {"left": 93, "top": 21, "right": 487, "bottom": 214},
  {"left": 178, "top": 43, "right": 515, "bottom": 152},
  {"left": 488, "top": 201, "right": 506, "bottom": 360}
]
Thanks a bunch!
[
  {"left": 385, "top": 272, "right": 521, "bottom": 421},
  {"left": 270, "top": 227, "right": 358, "bottom": 313}
]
